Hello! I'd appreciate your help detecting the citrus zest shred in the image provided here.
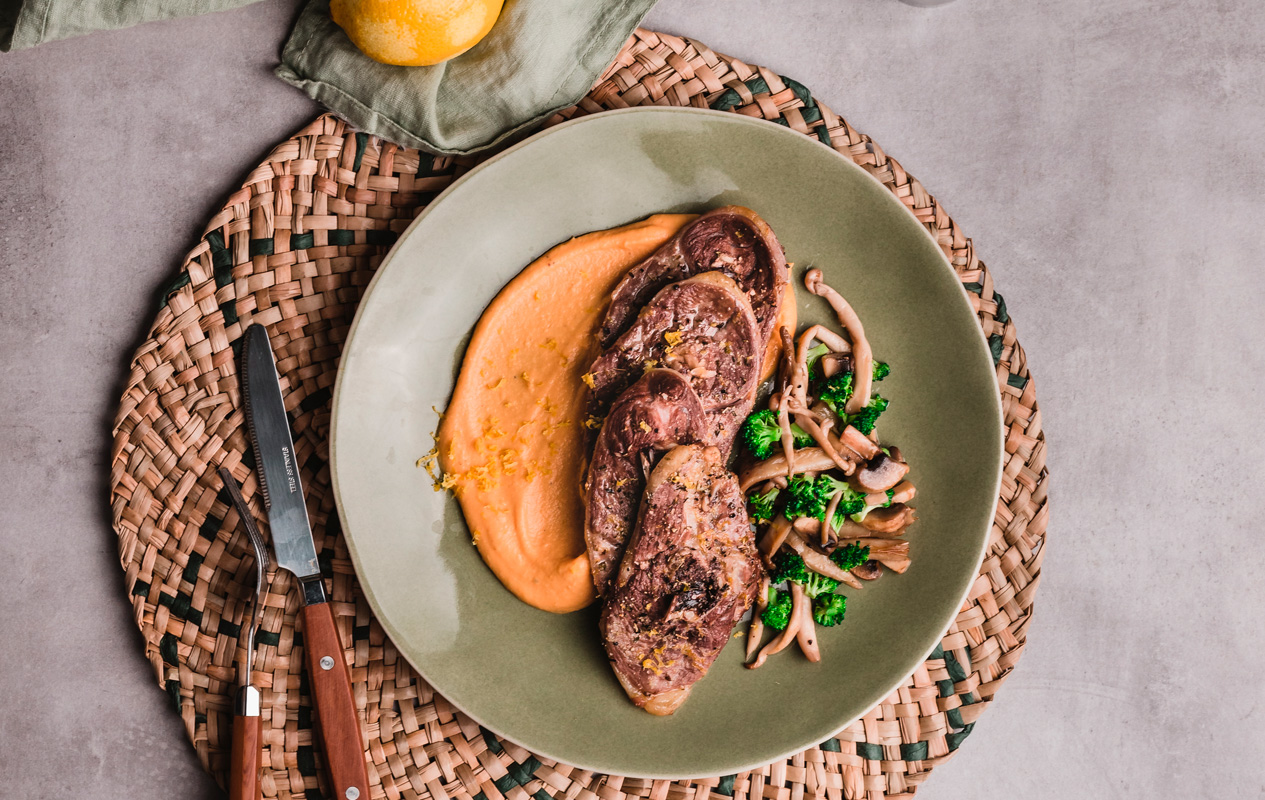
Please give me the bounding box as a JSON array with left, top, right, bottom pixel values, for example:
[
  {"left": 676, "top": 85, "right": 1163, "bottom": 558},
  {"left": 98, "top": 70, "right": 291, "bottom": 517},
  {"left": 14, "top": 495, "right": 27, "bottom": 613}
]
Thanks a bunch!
[{"left": 670, "top": 471, "right": 697, "bottom": 491}]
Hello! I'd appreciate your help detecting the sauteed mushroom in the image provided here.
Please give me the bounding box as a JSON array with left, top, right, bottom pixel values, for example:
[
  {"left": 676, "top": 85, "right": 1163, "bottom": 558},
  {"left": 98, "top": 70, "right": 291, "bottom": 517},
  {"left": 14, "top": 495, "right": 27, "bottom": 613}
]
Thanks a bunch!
[
  {"left": 854, "top": 453, "right": 910, "bottom": 493},
  {"left": 860, "top": 504, "right": 916, "bottom": 533},
  {"left": 853, "top": 560, "right": 883, "bottom": 581}
]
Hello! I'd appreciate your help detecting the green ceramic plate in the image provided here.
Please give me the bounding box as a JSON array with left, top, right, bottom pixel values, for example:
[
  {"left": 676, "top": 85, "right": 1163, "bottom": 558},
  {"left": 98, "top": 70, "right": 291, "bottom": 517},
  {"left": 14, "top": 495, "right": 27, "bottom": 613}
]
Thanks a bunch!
[{"left": 330, "top": 108, "right": 1003, "bottom": 779}]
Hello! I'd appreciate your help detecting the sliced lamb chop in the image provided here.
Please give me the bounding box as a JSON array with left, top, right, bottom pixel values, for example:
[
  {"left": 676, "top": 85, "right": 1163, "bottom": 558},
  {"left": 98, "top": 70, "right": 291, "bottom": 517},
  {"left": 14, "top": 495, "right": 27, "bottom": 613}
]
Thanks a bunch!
[
  {"left": 584, "top": 370, "right": 709, "bottom": 595},
  {"left": 600, "top": 206, "right": 789, "bottom": 350},
  {"left": 588, "top": 272, "right": 761, "bottom": 455},
  {"left": 600, "top": 444, "right": 762, "bottom": 715}
]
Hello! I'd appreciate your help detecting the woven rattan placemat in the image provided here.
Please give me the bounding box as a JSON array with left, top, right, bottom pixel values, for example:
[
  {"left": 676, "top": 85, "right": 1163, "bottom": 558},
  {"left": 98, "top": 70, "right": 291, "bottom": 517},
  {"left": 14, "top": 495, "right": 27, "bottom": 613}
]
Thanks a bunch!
[{"left": 109, "top": 29, "right": 1046, "bottom": 800}]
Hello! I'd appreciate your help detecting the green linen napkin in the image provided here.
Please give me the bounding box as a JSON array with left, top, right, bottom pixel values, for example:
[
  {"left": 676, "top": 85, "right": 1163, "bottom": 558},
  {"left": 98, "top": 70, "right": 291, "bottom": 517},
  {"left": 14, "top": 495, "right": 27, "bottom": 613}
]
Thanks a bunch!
[
  {"left": 0, "top": 0, "right": 259, "bottom": 50},
  {"left": 2, "top": 0, "right": 656, "bottom": 155},
  {"left": 276, "top": 0, "right": 657, "bottom": 155}
]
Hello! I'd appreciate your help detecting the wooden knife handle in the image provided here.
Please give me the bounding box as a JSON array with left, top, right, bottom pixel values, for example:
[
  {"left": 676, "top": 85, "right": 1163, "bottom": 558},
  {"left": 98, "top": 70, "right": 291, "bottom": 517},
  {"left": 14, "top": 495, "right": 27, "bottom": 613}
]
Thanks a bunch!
[
  {"left": 229, "top": 695, "right": 262, "bottom": 800},
  {"left": 302, "top": 600, "right": 370, "bottom": 800}
]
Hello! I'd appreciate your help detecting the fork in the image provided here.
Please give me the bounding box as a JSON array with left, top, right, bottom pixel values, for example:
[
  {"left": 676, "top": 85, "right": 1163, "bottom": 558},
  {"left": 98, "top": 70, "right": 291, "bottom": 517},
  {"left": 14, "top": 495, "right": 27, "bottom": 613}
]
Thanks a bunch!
[{"left": 219, "top": 467, "right": 272, "bottom": 800}]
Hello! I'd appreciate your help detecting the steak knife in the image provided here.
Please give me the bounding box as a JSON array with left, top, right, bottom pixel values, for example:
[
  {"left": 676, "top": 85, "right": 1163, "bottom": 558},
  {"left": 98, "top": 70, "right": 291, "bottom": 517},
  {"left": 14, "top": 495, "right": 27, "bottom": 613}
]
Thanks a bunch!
[{"left": 242, "top": 323, "right": 370, "bottom": 800}]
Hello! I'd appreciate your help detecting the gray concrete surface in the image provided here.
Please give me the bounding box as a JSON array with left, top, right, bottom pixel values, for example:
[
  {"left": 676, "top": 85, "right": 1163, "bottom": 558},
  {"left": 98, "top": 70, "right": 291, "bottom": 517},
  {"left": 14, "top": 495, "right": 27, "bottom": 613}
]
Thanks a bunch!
[{"left": 1, "top": 0, "right": 1262, "bottom": 797}]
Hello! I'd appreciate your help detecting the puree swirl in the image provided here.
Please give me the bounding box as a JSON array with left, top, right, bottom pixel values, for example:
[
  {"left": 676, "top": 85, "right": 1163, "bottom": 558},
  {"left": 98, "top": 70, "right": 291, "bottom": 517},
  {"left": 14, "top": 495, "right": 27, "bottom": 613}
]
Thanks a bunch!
[{"left": 437, "top": 215, "right": 695, "bottom": 613}]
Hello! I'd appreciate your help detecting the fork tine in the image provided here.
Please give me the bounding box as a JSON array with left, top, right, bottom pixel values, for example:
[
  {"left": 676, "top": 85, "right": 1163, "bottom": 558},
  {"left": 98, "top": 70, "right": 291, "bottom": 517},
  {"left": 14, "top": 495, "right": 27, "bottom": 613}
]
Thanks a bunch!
[
  {"left": 218, "top": 467, "right": 272, "bottom": 684},
  {"left": 218, "top": 467, "right": 271, "bottom": 584}
]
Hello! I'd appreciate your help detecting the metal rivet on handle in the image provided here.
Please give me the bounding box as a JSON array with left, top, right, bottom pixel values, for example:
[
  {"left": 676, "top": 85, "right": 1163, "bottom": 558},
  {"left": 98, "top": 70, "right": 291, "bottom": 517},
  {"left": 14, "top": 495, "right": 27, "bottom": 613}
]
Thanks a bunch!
[
  {"left": 345, "top": 788, "right": 360, "bottom": 800},
  {"left": 320, "top": 655, "right": 335, "bottom": 670}
]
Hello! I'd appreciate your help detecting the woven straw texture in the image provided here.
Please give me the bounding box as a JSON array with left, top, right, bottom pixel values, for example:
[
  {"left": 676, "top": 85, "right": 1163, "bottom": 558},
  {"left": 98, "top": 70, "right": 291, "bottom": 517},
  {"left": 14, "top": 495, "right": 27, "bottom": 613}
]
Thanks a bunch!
[{"left": 109, "top": 29, "right": 1046, "bottom": 800}]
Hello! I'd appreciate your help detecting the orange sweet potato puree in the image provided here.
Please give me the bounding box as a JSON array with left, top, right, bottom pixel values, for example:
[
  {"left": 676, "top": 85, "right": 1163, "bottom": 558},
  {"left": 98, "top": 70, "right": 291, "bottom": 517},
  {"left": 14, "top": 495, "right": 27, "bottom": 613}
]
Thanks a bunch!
[{"left": 437, "top": 214, "right": 696, "bottom": 613}]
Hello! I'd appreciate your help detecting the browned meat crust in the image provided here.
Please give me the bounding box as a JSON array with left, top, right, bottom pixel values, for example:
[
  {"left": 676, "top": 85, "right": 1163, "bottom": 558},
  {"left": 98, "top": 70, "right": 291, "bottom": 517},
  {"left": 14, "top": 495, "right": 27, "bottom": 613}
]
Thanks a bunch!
[
  {"left": 599, "top": 444, "right": 762, "bottom": 715},
  {"left": 588, "top": 272, "right": 761, "bottom": 456},
  {"left": 600, "top": 206, "right": 789, "bottom": 350},
  {"left": 584, "top": 370, "right": 709, "bottom": 595}
]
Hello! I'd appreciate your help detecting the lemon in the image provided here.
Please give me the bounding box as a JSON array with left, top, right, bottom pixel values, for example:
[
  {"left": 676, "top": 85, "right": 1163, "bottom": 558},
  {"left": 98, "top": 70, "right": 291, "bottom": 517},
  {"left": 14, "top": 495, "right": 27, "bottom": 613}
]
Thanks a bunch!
[{"left": 330, "top": 0, "right": 504, "bottom": 67}]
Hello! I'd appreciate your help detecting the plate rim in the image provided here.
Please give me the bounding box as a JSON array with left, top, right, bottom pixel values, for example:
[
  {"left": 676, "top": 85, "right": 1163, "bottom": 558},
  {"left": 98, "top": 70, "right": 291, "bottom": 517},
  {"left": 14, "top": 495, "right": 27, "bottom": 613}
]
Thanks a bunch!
[{"left": 330, "top": 105, "right": 1004, "bottom": 779}]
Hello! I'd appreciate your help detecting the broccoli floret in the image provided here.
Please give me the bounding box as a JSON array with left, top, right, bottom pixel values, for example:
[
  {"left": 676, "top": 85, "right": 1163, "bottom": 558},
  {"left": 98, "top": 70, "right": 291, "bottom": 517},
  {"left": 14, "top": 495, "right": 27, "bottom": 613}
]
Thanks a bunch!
[
  {"left": 791, "top": 424, "right": 814, "bottom": 448},
  {"left": 805, "top": 342, "right": 832, "bottom": 376},
  {"left": 813, "top": 593, "right": 847, "bottom": 627},
  {"left": 740, "top": 409, "right": 782, "bottom": 460},
  {"left": 739, "top": 409, "right": 814, "bottom": 460},
  {"left": 770, "top": 550, "right": 811, "bottom": 584},
  {"left": 800, "top": 571, "right": 840, "bottom": 599},
  {"left": 819, "top": 364, "right": 889, "bottom": 416},
  {"left": 816, "top": 474, "right": 868, "bottom": 518},
  {"left": 818, "top": 371, "right": 854, "bottom": 415},
  {"left": 747, "top": 486, "right": 780, "bottom": 522},
  {"left": 761, "top": 587, "right": 793, "bottom": 630},
  {"left": 830, "top": 542, "right": 871, "bottom": 572},
  {"left": 770, "top": 551, "right": 838, "bottom": 598},
  {"left": 785, "top": 473, "right": 868, "bottom": 523},
  {"left": 846, "top": 395, "right": 889, "bottom": 435},
  {"left": 884, "top": 488, "right": 895, "bottom": 508},
  {"left": 782, "top": 474, "right": 822, "bottom": 520}
]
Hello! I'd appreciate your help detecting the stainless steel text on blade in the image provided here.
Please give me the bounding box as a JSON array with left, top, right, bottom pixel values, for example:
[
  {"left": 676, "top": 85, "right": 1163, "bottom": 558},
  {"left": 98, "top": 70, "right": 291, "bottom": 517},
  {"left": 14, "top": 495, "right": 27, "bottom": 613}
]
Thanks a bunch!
[{"left": 242, "top": 323, "right": 320, "bottom": 580}]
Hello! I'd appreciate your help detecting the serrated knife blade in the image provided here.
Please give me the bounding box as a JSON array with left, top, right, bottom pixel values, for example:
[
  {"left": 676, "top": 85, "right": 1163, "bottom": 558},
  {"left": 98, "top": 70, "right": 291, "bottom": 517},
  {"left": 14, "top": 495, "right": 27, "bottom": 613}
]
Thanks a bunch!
[{"left": 242, "top": 323, "right": 320, "bottom": 582}]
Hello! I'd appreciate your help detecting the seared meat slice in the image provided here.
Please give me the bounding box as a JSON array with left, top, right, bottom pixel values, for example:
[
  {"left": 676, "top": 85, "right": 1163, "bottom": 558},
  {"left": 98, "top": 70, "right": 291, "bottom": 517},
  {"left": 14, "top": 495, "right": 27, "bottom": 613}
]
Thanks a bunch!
[
  {"left": 600, "top": 444, "right": 761, "bottom": 715},
  {"left": 599, "top": 206, "right": 788, "bottom": 350},
  {"left": 588, "top": 272, "right": 761, "bottom": 452},
  {"left": 585, "top": 370, "right": 709, "bottom": 595}
]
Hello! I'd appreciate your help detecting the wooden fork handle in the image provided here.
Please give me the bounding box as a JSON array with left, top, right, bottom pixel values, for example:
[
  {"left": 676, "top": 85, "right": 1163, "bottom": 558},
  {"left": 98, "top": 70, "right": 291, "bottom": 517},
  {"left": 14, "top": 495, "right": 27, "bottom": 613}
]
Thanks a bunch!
[
  {"left": 302, "top": 599, "right": 370, "bottom": 800},
  {"left": 230, "top": 687, "right": 262, "bottom": 800}
]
